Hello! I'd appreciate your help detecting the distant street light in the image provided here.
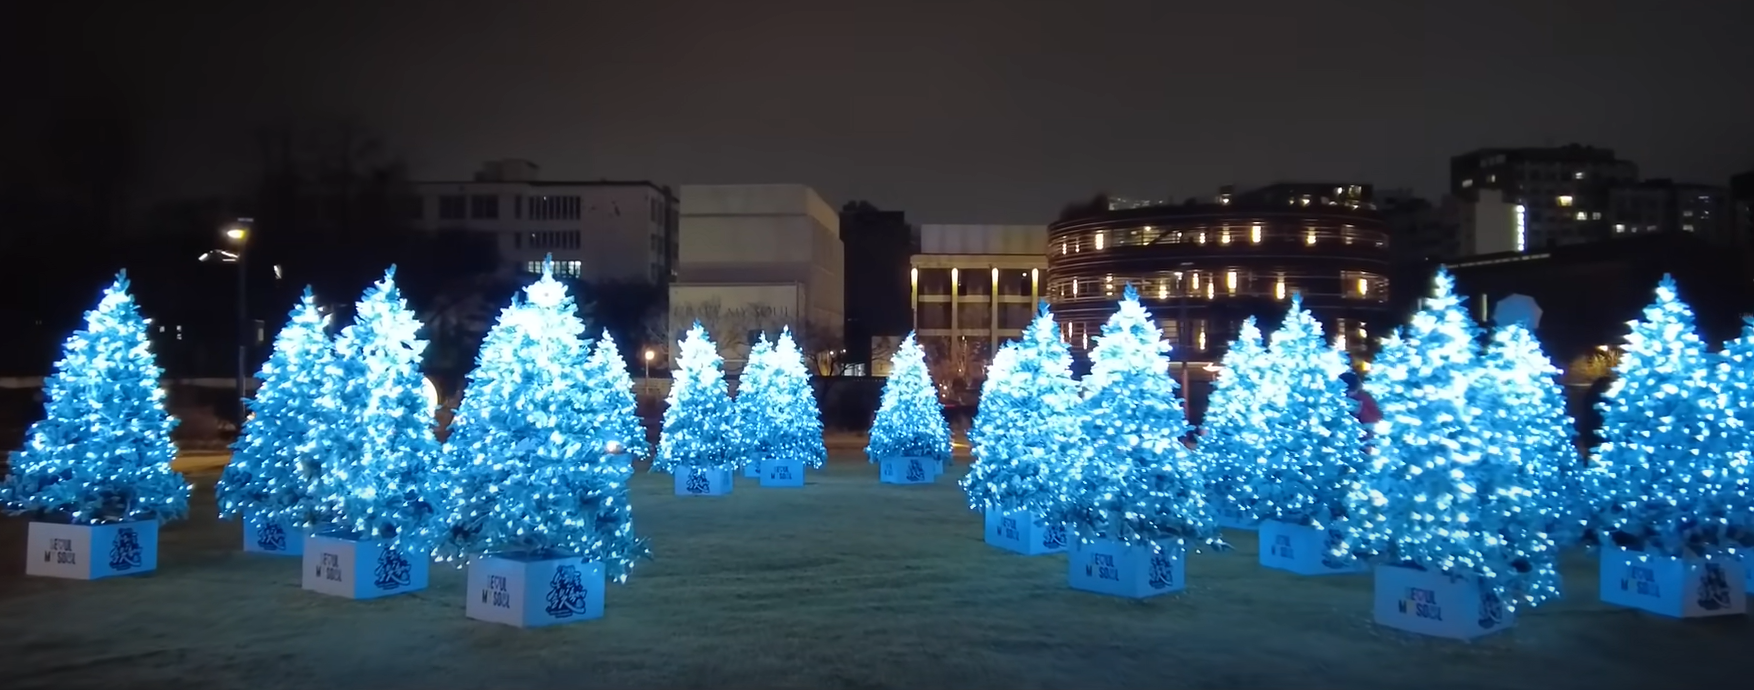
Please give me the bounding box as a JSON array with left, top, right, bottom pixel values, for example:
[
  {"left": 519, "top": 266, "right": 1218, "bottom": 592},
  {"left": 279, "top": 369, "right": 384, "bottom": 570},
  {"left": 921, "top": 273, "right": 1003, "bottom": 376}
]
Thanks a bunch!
[
  {"left": 200, "top": 218, "right": 253, "bottom": 423},
  {"left": 642, "top": 348, "right": 656, "bottom": 389}
]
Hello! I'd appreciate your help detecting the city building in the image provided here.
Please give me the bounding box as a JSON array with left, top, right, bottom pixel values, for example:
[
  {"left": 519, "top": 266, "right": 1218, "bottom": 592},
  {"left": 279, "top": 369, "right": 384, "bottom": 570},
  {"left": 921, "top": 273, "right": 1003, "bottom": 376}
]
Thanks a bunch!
[
  {"left": 908, "top": 224, "right": 1047, "bottom": 373},
  {"left": 669, "top": 184, "right": 844, "bottom": 371},
  {"left": 1450, "top": 145, "right": 1638, "bottom": 252},
  {"left": 1377, "top": 189, "right": 1464, "bottom": 263},
  {"left": 840, "top": 201, "right": 918, "bottom": 375},
  {"left": 1609, "top": 179, "right": 1735, "bottom": 246},
  {"left": 1045, "top": 192, "right": 1393, "bottom": 374},
  {"left": 410, "top": 159, "right": 678, "bottom": 284},
  {"left": 1735, "top": 169, "right": 1754, "bottom": 253},
  {"left": 1224, "top": 182, "right": 1373, "bottom": 210}
]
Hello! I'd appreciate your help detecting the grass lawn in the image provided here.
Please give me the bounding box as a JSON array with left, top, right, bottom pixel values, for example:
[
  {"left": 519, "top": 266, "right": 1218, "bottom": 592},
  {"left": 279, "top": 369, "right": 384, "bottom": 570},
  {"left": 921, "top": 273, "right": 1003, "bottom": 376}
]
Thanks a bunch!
[{"left": 0, "top": 454, "right": 1749, "bottom": 690}]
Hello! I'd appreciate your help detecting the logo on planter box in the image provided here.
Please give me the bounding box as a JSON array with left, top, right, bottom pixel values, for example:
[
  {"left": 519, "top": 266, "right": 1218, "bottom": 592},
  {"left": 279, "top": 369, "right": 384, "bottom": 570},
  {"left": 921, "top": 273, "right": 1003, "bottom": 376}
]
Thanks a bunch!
[
  {"left": 685, "top": 469, "right": 711, "bottom": 494},
  {"left": 46, "top": 537, "right": 76, "bottom": 565},
  {"left": 999, "top": 517, "right": 1019, "bottom": 541},
  {"left": 1397, "top": 587, "right": 1443, "bottom": 621},
  {"left": 1478, "top": 589, "right": 1505, "bottom": 629},
  {"left": 1147, "top": 553, "right": 1176, "bottom": 590},
  {"left": 544, "top": 565, "right": 591, "bottom": 618},
  {"left": 256, "top": 522, "right": 287, "bottom": 551},
  {"left": 1085, "top": 552, "right": 1121, "bottom": 581},
  {"left": 1697, "top": 564, "right": 1732, "bottom": 611},
  {"left": 905, "top": 459, "right": 925, "bottom": 482},
  {"left": 109, "top": 527, "right": 142, "bottom": 571},
  {"left": 769, "top": 464, "right": 793, "bottom": 481},
  {"left": 1042, "top": 524, "right": 1067, "bottom": 550},
  {"left": 373, "top": 547, "right": 412, "bottom": 590},
  {"left": 1620, "top": 564, "right": 1660, "bottom": 597},
  {"left": 1270, "top": 534, "right": 1294, "bottom": 560}
]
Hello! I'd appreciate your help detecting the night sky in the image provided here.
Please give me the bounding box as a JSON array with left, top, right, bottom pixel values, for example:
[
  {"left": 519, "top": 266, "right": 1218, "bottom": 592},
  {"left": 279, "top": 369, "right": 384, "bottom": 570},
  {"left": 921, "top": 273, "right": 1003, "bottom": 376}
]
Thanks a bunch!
[{"left": 13, "top": 0, "right": 1754, "bottom": 223}]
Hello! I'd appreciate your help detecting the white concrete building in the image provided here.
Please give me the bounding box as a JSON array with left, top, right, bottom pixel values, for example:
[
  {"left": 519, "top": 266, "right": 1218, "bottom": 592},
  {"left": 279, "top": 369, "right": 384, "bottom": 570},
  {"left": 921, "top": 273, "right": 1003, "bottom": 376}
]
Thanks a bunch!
[
  {"left": 669, "top": 184, "right": 844, "bottom": 370},
  {"left": 410, "top": 159, "right": 678, "bottom": 284}
]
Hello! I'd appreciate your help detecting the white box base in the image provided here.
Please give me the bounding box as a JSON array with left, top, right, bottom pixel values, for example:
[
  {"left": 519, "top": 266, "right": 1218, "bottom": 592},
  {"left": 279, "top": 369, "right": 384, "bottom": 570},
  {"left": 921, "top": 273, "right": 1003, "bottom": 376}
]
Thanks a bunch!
[
  {"left": 1599, "top": 548, "right": 1746, "bottom": 618},
  {"left": 674, "top": 467, "right": 733, "bottom": 496},
  {"left": 877, "top": 456, "right": 935, "bottom": 485},
  {"left": 1372, "top": 564, "right": 1514, "bottom": 640},
  {"left": 1258, "top": 519, "right": 1365, "bottom": 576},
  {"left": 983, "top": 508, "right": 1068, "bottom": 555},
  {"left": 242, "top": 513, "right": 304, "bottom": 556},
  {"left": 26, "top": 521, "right": 159, "bottom": 580},
  {"left": 1068, "top": 538, "right": 1186, "bottom": 599},
  {"left": 466, "top": 552, "right": 606, "bottom": 628},
  {"left": 760, "top": 458, "right": 806, "bottom": 488},
  {"left": 301, "top": 532, "right": 430, "bottom": 600}
]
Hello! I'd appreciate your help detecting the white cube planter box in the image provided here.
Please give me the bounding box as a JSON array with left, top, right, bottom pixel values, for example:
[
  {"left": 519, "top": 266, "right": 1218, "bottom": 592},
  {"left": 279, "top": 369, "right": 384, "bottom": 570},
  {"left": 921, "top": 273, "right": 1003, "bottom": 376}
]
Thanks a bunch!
[
  {"left": 1067, "top": 538, "right": 1186, "bottom": 599},
  {"left": 673, "top": 467, "right": 733, "bottom": 496},
  {"left": 877, "top": 456, "right": 935, "bottom": 485},
  {"left": 1258, "top": 520, "right": 1365, "bottom": 576},
  {"left": 242, "top": 513, "right": 304, "bottom": 556},
  {"left": 1599, "top": 548, "right": 1746, "bottom": 618},
  {"left": 1372, "top": 564, "right": 1514, "bottom": 640},
  {"left": 26, "top": 521, "right": 159, "bottom": 580},
  {"left": 983, "top": 509, "right": 1067, "bottom": 555},
  {"left": 301, "top": 532, "right": 429, "bottom": 600},
  {"left": 466, "top": 553, "right": 606, "bottom": 628},
  {"left": 760, "top": 458, "right": 806, "bottom": 488}
]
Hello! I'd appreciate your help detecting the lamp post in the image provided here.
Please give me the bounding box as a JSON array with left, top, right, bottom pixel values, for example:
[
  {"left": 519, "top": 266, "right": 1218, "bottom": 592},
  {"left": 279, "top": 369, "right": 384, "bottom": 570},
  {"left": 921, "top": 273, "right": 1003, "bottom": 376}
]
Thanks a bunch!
[
  {"left": 643, "top": 348, "right": 655, "bottom": 397},
  {"left": 200, "top": 218, "right": 252, "bottom": 424}
]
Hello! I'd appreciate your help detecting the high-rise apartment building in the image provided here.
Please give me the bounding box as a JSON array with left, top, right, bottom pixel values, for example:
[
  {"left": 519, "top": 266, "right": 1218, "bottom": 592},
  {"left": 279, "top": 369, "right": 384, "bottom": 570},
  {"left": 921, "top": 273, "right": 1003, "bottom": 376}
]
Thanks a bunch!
[{"left": 1450, "top": 145, "right": 1637, "bottom": 252}]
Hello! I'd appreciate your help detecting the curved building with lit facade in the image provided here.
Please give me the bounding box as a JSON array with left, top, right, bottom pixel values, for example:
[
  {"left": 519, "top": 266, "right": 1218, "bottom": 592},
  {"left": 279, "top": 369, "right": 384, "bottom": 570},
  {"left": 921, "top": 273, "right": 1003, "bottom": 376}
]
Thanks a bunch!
[{"left": 1045, "top": 194, "right": 1393, "bottom": 365}]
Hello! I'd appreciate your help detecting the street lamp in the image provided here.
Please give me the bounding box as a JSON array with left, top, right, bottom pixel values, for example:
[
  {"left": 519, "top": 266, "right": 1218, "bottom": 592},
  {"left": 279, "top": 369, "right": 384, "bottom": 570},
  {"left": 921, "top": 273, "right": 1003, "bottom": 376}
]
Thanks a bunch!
[
  {"left": 643, "top": 348, "right": 655, "bottom": 388},
  {"left": 201, "top": 218, "right": 252, "bottom": 423}
]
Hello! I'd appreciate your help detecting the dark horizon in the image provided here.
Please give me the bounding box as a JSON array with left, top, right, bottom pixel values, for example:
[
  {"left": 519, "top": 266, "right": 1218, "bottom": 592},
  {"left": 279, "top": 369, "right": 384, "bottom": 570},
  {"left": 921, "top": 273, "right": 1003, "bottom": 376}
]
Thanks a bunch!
[{"left": 8, "top": 0, "right": 1754, "bottom": 225}]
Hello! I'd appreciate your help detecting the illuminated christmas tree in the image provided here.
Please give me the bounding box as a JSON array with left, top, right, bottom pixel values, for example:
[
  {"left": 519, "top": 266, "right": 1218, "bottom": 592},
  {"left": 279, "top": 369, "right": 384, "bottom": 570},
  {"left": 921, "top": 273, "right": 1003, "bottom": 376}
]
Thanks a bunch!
[
  {"left": 865, "top": 332, "right": 952, "bottom": 466},
  {"left": 1588, "top": 275, "right": 1751, "bottom": 559},
  {"left": 1, "top": 273, "right": 190, "bottom": 524},
  {"left": 1252, "top": 297, "right": 1362, "bottom": 527},
  {"left": 429, "top": 261, "right": 646, "bottom": 579},
  {"left": 315, "top": 268, "right": 441, "bottom": 542},
  {"left": 739, "top": 329, "right": 826, "bottom": 468},
  {"left": 218, "top": 288, "right": 338, "bottom": 528},
  {"left": 1337, "top": 269, "right": 1560, "bottom": 611},
  {"left": 654, "top": 322, "right": 740, "bottom": 473},
  {"left": 1054, "top": 286, "right": 1219, "bottom": 546},
  {"left": 581, "top": 330, "right": 649, "bottom": 463},
  {"left": 1197, "top": 317, "right": 1274, "bottom": 523},
  {"left": 963, "top": 303, "right": 1082, "bottom": 513},
  {"left": 1478, "top": 321, "right": 1584, "bottom": 546}
]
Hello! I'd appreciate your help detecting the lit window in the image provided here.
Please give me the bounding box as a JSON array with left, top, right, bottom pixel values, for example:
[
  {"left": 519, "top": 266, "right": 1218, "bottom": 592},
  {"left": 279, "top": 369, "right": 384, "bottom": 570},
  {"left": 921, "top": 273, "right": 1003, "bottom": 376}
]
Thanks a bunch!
[
  {"left": 1205, "top": 283, "right": 1215, "bottom": 299},
  {"left": 1487, "top": 174, "right": 1497, "bottom": 183},
  {"left": 1197, "top": 327, "right": 1208, "bottom": 351},
  {"left": 1250, "top": 224, "right": 1262, "bottom": 244},
  {"left": 1357, "top": 277, "right": 1369, "bottom": 296},
  {"left": 1574, "top": 171, "right": 1585, "bottom": 180},
  {"left": 1226, "top": 270, "right": 1238, "bottom": 293},
  {"left": 1575, "top": 211, "right": 1588, "bottom": 221},
  {"left": 1220, "top": 229, "right": 1231, "bottom": 245},
  {"left": 1071, "top": 280, "right": 1078, "bottom": 296},
  {"left": 1336, "top": 333, "right": 1348, "bottom": 351},
  {"left": 1334, "top": 187, "right": 1343, "bottom": 196},
  {"left": 1683, "top": 224, "right": 1695, "bottom": 232},
  {"left": 1191, "top": 272, "right": 1201, "bottom": 290},
  {"left": 1157, "top": 282, "right": 1167, "bottom": 299},
  {"left": 1059, "top": 241, "right": 1067, "bottom": 255},
  {"left": 1557, "top": 195, "right": 1574, "bottom": 207},
  {"left": 1614, "top": 223, "right": 1626, "bottom": 232},
  {"left": 1591, "top": 211, "right": 1602, "bottom": 220},
  {"left": 1305, "top": 229, "right": 1317, "bottom": 245},
  {"left": 1094, "top": 232, "right": 1105, "bottom": 250},
  {"left": 1274, "top": 277, "right": 1286, "bottom": 300},
  {"left": 1682, "top": 210, "right": 1694, "bottom": 218},
  {"left": 1197, "top": 232, "right": 1207, "bottom": 245},
  {"left": 1461, "top": 179, "right": 1475, "bottom": 188}
]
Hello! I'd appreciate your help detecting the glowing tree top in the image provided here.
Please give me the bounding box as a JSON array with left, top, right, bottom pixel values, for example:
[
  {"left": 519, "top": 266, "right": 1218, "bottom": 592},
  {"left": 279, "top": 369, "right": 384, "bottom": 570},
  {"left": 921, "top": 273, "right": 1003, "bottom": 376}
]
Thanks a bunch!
[
  {"left": 740, "top": 328, "right": 826, "bottom": 468},
  {"left": 1055, "top": 286, "right": 1219, "bottom": 547},
  {"left": 1198, "top": 317, "right": 1274, "bottom": 521},
  {"left": 1477, "top": 321, "right": 1584, "bottom": 546},
  {"left": 1253, "top": 297, "right": 1362, "bottom": 526},
  {"left": 1588, "top": 275, "right": 1750, "bottom": 558},
  {"left": 963, "top": 303, "right": 1083, "bottom": 513},
  {"left": 865, "top": 333, "right": 952, "bottom": 464},
  {"left": 218, "top": 288, "right": 340, "bottom": 528},
  {"left": 316, "top": 268, "right": 441, "bottom": 542},
  {"left": 580, "top": 330, "right": 649, "bottom": 462},
  {"left": 1, "top": 273, "right": 190, "bottom": 524},
  {"left": 430, "top": 261, "right": 646, "bottom": 578},
  {"left": 1339, "top": 269, "right": 1559, "bottom": 611},
  {"left": 654, "top": 322, "right": 740, "bottom": 473}
]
